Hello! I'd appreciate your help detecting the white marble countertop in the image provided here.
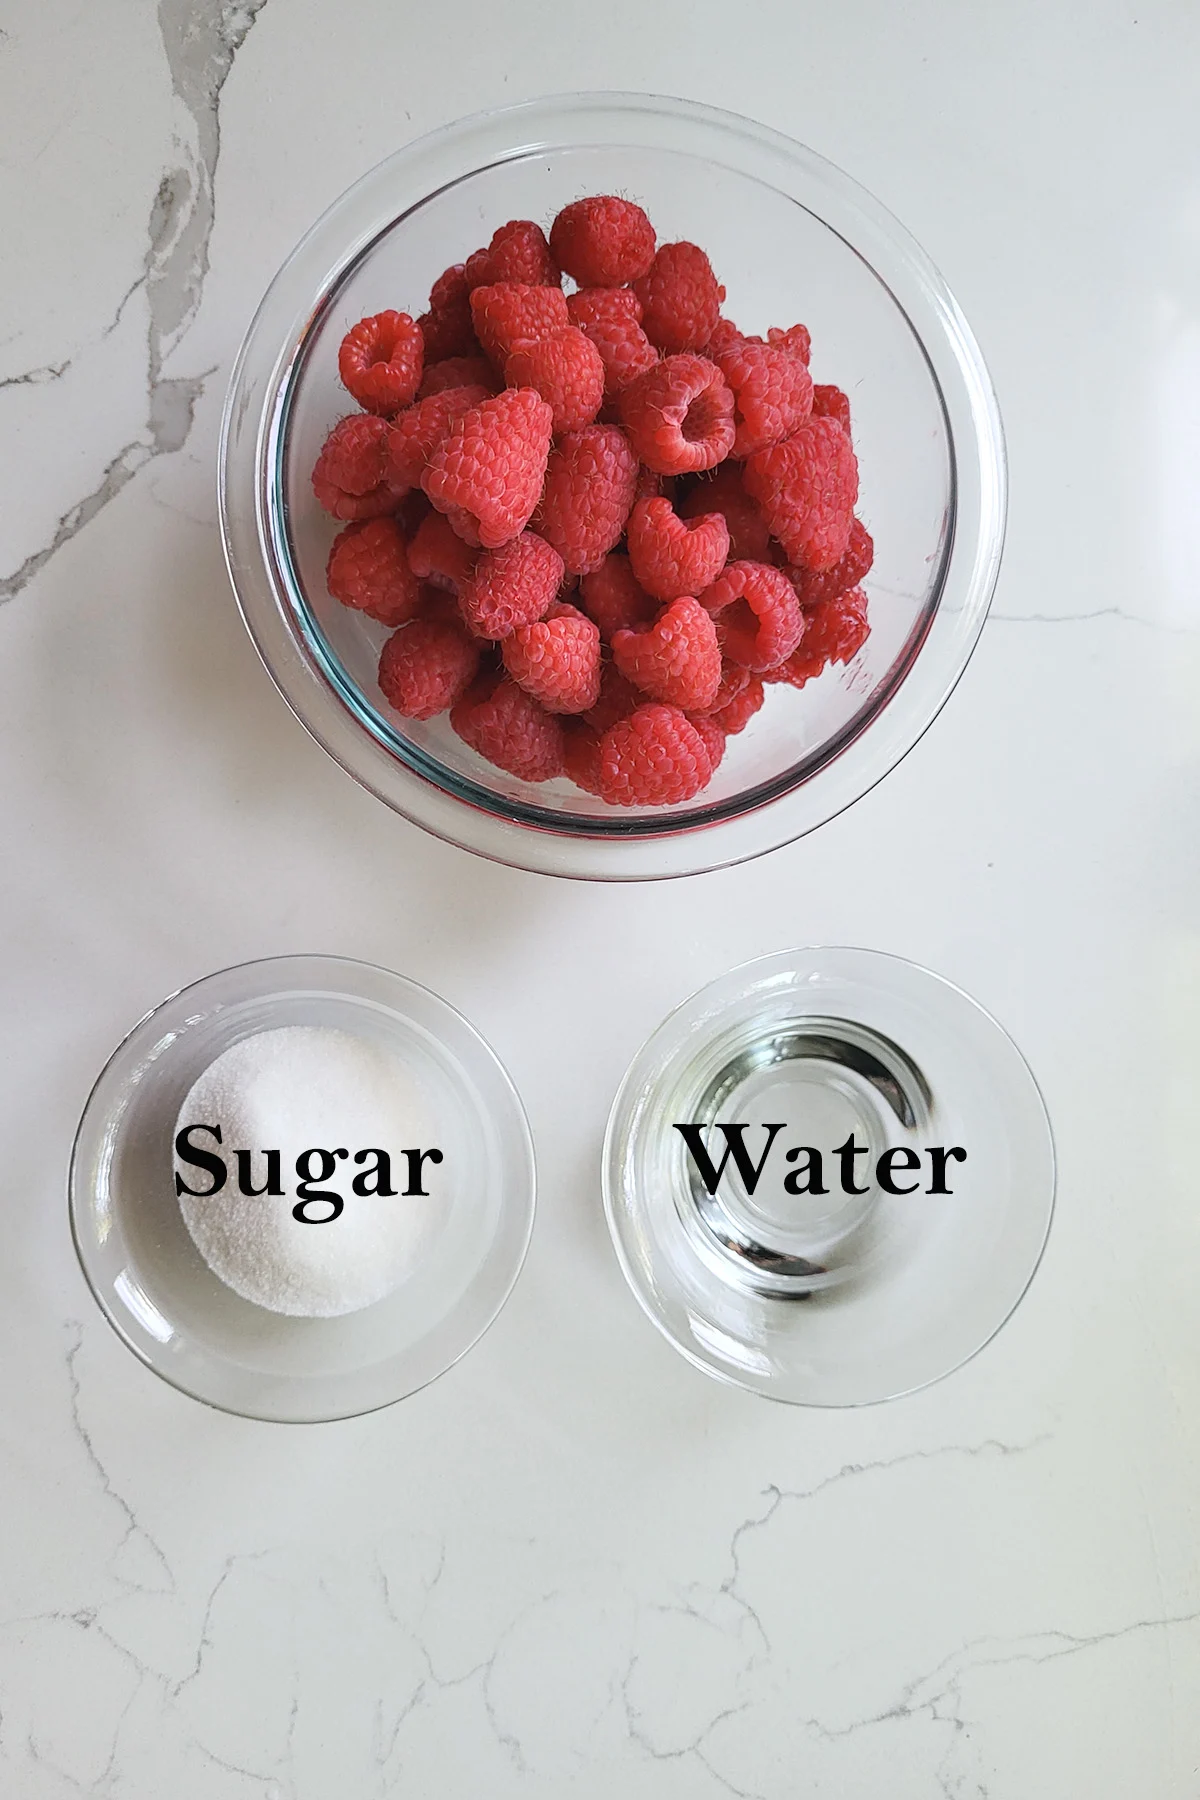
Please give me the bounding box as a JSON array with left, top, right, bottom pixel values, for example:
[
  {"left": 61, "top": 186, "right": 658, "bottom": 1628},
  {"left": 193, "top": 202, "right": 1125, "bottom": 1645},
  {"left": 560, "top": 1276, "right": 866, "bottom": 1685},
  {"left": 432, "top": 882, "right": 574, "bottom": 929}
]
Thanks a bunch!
[{"left": 2, "top": 3, "right": 1198, "bottom": 1794}]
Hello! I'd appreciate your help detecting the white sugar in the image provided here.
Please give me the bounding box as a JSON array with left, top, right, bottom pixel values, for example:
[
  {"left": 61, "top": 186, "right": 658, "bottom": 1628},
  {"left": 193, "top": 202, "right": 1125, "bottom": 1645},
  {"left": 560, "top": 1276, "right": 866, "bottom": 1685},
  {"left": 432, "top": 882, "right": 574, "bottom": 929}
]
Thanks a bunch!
[{"left": 174, "top": 1025, "right": 439, "bottom": 1317}]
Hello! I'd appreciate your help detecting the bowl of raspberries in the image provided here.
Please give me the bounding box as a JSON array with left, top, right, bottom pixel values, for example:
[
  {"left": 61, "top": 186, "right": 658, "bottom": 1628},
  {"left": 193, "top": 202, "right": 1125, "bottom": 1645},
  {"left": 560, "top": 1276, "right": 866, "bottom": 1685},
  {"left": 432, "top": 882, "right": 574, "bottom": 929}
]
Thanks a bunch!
[{"left": 221, "top": 94, "right": 1005, "bottom": 878}]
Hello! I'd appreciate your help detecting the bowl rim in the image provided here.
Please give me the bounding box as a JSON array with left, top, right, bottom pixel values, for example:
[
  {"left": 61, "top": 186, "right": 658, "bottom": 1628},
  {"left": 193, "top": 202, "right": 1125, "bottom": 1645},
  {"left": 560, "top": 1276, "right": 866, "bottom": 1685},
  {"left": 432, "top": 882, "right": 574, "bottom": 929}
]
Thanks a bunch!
[{"left": 219, "top": 91, "right": 1007, "bottom": 880}]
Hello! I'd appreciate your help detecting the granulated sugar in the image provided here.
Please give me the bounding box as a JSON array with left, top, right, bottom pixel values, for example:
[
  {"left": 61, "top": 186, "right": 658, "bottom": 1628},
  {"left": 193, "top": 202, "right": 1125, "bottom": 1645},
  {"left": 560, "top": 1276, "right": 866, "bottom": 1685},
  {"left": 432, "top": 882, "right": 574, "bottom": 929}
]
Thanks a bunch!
[{"left": 174, "top": 1025, "right": 440, "bottom": 1317}]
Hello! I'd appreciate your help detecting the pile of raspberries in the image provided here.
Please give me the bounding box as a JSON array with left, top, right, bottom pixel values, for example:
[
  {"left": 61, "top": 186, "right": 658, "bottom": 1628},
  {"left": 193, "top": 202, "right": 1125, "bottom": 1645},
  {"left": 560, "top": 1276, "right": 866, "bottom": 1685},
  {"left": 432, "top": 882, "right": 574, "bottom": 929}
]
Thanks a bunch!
[{"left": 313, "top": 196, "right": 872, "bottom": 807}]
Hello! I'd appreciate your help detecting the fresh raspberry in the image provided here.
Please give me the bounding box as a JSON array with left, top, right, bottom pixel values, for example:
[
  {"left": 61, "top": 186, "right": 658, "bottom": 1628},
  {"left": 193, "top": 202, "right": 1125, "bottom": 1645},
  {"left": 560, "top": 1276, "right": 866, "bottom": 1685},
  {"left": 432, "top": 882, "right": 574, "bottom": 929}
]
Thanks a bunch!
[
  {"left": 633, "top": 243, "right": 725, "bottom": 355},
  {"left": 469, "top": 284, "right": 569, "bottom": 366},
  {"left": 326, "top": 518, "right": 422, "bottom": 626},
  {"left": 311, "top": 414, "right": 396, "bottom": 518},
  {"left": 484, "top": 219, "right": 560, "bottom": 287},
  {"left": 535, "top": 424, "right": 638, "bottom": 576},
  {"left": 450, "top": 674, "right": 565, "bottom": 781},
  {"left": 459, "top": 530, "right": 563, "bottom": 639},
  {"left": 789, "top": 516, "right": 874, "bottom": 609},
  {"left": 462, "top": 247, "right": 495, "bottom": 289},
  {"left": 582, "top": 661, "right": 644, "bottom": 732},
  {"left": 687, "top": 712, "right": 727, "bottom": 771},
  {"left": 578, "top": 555, "right": 657, "bottom": 641},
  {"left": 505, "top": 327, "right": 605, "bottom": 434},
  {"left": 337, "top": 311, "right": 424, "bottom": 415},
  {"left": 502, "top": 601, "right": 602, "bottom": 714},
  {"left": 549, "top": 196, "right": 657, "bottom": 286},
  {"left": 566, "top": 287, "right": 658, "bottom": 401},
  {"left": 704, "top": 318, "right": 759, "bottom": 359},
  {"left": 422, "top": 387, "right": 554, "bottom": 549},
  {"left": 377, "top": 616, "right": 480, "bottom": 719},
  {"left": 767, "top": 323, "right": 812, "bottom": 365},
  {"left": 562, "top": 722, "right": 605, "bottom": 796},
  {"left": 713, "top": 340, "right": 814, "bottom": 459},
  {"left": 679, "top": 464, "right": 772, "bottom": 562},
  {"left": 700, "top": 560, "right": 804, "bottom": 672},
  {"left": 407, "top": 509, "right": 477, "bottom": 595},
  {"left": 418, "top": 266, "right": 477, "bottom": 362},
  {"left": 617, "top": 355, "right": 735, "bottom": 475},
  {"left": 811, "top": 383, "right": 852, "bottom": 434},
  {"left": 706, "top": 668, "right": 764, "bottom": 734},
  {"left": 612, "top": 595, "right": 722, "bottom": 711},
  {"left": 386, "top": 385, "right": 493, "bottom": 491},
  {"left": 626, "top": 496, "right": 729, "bottom": 601},
  {"left": 744, "top": 417, "right": 859, "bottom": 570},
  {"left": 418, "top": 355, "right": 496, "bottom": 398},
  {"left": 765, "top": 587, "right": 870, "bottom": 687},
  {"left": 598, "top": 704, "right": 714, "bottom": 806}
]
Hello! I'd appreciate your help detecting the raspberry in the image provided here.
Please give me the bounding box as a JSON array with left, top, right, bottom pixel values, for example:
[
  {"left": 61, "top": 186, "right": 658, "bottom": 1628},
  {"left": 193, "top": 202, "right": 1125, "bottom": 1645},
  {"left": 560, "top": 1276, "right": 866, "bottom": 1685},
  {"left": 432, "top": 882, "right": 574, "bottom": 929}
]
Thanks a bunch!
[
  {"left": 789, "top": 516, "right": 874, "bottom": 609},
  {"left": 767, "top": 323, "right": 812, "bottom": 365},
  {"left": 626, "top": 496, "right": 730, "bottom": 601},
  {"left": 450, "top": 674, "right": 565, "bottom": 781},
  {"left": 549, "top": 196, "right": 657, "bottom": 286},
  {"left": 459, "top": 530, "right": 563, "bottom": 639},
  {"left": 462, "top": 247, "right": 494, "bottom": 290},
  {"left": 713, "top": 340, "right": 814, "bottom": 459},
  {"left": 744, "top": 417, "right": 858, "bottom": 570},
  {"left": 502, "top": 601, "right": 602, "bottom": 714},
  {"left": 633, "top": 243, "right": 725, "bottom": 354},
  {"left": 583, "top": 661, "right": 643, "bottom": 732},
  {"left": 612, "top": 595, "right": 722, "bottom": 711},
  {"left": 706, "top": 668, "right": 764, "bottom": 734},
  {"left": 566, "top": 288, "right": 658, "bottom": 401},
  {"left": 337, "top": 311, "right": 424, "bottom": 414},
  {"left": 505, "top": 327, "right": 605, "bottom": 434},
  {"left": 422, "top": 387, "right": 553, "bottom": 549},
  {"left": 766, "top": 587, "right": 870, "bottom": 687},
  {"left": 311, "top": 414, "right": 396, "bottom": 518},
  {"left": 484, "top": 219, "right": 560, "bottom": 287},
  {"left": 535, "top": 424, "right": 638, "bottom": 576},
  {"left": 326, "top": 518, "right": 422, "bottom": 626},
  {"left": 811, "top": 383, "right": 852, "bottom": 434},
  {"left": 704, "top": 318, "right": 759, "bottom": 359},
  {"left": 386, "top": 385, "right": 493, "bottom": 491},
  {"left": 687, "top": 712, "right": 727, "bottom": 771},
  {"left": 378, "top": 616, "right": 480, "bottom": 719},
  {"left": 407, "top": 510, "right": 477, "bottom": 595},
  {"left": 598, "top": 704, "right": 714, "bottom": 806},
  {"left": 617, "top": 355, "right": 735, "bottom": 475},
  {"left": 418, "top": 266, "right": 477, "bottom": 362},
  {"left": 469, "top": 284, "right": 569, "bottom": 366},
  {"left": 418, "top": 355, "right": 495, "bottom": 398},
  {"left": 562, "top": 722, "right": 605, "bottom": 796},
  {"left": 579, "top": 554, "right": 659, "bottom": 640},
  {"left": 701, "top": 560, "right": 804, "bottom": 672},
  {"left": 679, "top": 464, "right": 772, "bottom": 562}
]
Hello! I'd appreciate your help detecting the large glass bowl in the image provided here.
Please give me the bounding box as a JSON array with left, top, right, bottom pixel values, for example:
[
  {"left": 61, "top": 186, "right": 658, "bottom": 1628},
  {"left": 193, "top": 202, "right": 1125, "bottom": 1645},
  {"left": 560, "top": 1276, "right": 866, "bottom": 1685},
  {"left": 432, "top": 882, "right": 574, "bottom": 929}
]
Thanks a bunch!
[{"left": 220, "top": 93, "right": 1005, "bottom": 879}]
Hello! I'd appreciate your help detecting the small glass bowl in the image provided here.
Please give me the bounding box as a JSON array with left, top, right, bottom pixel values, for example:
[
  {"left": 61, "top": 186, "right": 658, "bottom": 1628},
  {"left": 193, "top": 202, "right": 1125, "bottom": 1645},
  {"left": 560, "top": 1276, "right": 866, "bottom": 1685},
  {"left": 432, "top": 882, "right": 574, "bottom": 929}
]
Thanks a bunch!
[
  {"left": 220, "top": 92, "right": 1006, "bottom": 880},
  {"left": 69, "top": 957, "right": 535, "bottom": 1422},
  {"left": 603, "top": 949, "right": 1055, "bottom": 1404}
]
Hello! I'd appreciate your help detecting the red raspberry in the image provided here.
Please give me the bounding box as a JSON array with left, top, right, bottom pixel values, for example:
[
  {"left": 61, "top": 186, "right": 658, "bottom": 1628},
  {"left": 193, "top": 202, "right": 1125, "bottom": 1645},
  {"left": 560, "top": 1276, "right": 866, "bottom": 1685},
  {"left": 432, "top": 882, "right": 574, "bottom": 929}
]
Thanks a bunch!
[
  {"left": 535, "top": 424, "right": 638, "bottom": 576},
  {"left": 744, "top": 417, "right": 858, "bottom": 570},
  {"left": 462, "top": 247, "right": 495, "bottom": 289},
  {"left": 450, "top": 674, "right": 565, "bottom": 781},
  {"left": 704, "top": 318, "right": 759, "bottom": 359},
  {"left": 407, "top": 509, "right": 477, "bottom": 595},
  {"left": 562, "top": 722, "right": 605, "bottom": 796},
  {"left": 502, "top": 601, "right": 602, "bottom": 714},
  {"left": 485, "top": 219, "right": 560, "bottom": 287},
  {"left": 422, "top": 387, "right": 554, "bottom": 549},
  {"left": 626, "top": 496, "right": 729, "bottom": 601},
  {"left": 679, "top": 464, "right": 772, "bottom": 562},
  {"left": 767, "top": 323, "right": 812, "bottom": 365},
  {"left": 617, "top": 355, "right": 735, "bottom": 475},
  {"left": 789, "top": 516, "right": 874, "bottom": 609},
  {"left": 633, "top": 243, "right": 725, "bottom": 355},
  {"left": 459, "top": 530, "right": 563, "bottom": 639},
  {"left": 612, "top": 595, "right": 722, "bottom": 711},
  {"left": 687, "top": 712, "right": 727, "bottom": 771},
  {"left": 811, "top": 383, "right": 852, "bottom": 434},
  {"left": 311, "top": 414, "right": 396, "bottom": 518},
  {"left": 598, "top": 704, "right": 714, "bottom": 806},
  {"left": 579, "top": 555, "right": 657, "bottom": 641},
  {"left": 418, "top": 266, "right": 477, "bottom": 362},
  {"left": 337, "top": 312, "right": 424, "bottom": 415},
  {"left": 549, "top": 196, "right": 657, "bottom": 286},
  {"left": 700, "top": 560, "right": 804, "bottom": 672},
  {"left": 566, "top": 288, "right": 658, "bottom": 401},
  {"left": 766, "top": 587, "right": 870, "bottom": 687},
  {"left": 713, "top": 340, "right": 814, "bottom": 459},
  {"left": 386, "top": 385, "right": 493, "bottom": 491},
  {"left": 469, "top": 284, "right": 569, "bottom": 366},
  {"left": 418, "top": 355, "right": 496, "bottom": 398},
  {"left": 378, "top": 616, "right": 480, "bottom": 720},
  {"left": 505, "top": 327, "right": 605, "bottom": 434},
  {"left": 583, "top": 661, "right": 644, "bottom": 732},
  {"left": 706, "top": 668, "right": 764, "bottom": 734},
  {"left": 326, "top": 518, "right": 422, "bottom": 626}
]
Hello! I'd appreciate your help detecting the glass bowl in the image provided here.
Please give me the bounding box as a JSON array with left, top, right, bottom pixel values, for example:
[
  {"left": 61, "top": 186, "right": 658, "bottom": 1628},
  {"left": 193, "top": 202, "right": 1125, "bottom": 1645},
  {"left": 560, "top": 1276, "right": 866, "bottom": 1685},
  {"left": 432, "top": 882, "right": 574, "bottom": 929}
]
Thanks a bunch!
[
  {"left": 220, "top": 93, "right": 1006, "bottom": 879},
  {"left": 603, "top": 949, "right": 1055, "bottom": 1404},
  {"left": 69, "top": 957, "right": 535, "bottom": 1422}
]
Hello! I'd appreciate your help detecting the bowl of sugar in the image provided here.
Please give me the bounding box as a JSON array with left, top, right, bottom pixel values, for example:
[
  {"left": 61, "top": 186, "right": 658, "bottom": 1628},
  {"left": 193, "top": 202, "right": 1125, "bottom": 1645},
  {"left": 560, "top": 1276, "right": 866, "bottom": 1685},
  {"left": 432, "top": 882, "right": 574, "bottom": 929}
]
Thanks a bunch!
[{"left": 69, "top": 956, "right": 535, "bottom": 1421}]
